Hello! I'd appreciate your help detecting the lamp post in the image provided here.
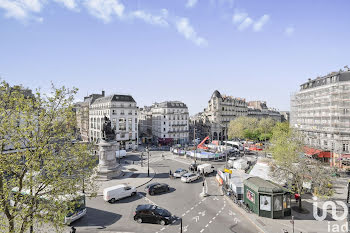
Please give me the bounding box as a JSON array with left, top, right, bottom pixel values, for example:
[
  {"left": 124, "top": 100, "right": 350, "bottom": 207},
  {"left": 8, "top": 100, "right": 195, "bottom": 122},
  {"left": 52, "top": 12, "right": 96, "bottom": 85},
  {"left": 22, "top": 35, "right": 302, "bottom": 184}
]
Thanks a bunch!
[
  {"left": 141, "top": 151, "right": 143, "bottom": 167},
  {"left": 147, "top": 146, "right": 150, "bottom": 177}
]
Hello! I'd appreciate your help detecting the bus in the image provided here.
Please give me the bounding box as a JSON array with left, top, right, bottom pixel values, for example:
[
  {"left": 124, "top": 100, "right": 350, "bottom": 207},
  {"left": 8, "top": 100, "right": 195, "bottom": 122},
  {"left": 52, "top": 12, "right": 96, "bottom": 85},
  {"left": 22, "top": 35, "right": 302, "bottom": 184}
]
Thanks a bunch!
[{"left": 11, "top": 187, "right": 86, "bottom": 225}]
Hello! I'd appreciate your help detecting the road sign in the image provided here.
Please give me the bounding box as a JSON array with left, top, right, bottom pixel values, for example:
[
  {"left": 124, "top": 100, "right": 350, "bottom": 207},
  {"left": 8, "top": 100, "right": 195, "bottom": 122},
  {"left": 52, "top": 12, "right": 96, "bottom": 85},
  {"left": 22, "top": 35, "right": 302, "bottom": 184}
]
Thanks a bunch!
[{"left": 224, "top": 169, "right": 232, "bottom": 174}]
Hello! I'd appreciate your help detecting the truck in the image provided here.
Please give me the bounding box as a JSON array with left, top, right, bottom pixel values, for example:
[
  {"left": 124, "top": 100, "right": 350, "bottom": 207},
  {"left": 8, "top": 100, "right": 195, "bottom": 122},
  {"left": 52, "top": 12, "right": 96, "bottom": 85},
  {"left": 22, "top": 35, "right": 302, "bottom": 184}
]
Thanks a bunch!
[{"left": 197, "top": 163, "right": 215, "bottom": 175}]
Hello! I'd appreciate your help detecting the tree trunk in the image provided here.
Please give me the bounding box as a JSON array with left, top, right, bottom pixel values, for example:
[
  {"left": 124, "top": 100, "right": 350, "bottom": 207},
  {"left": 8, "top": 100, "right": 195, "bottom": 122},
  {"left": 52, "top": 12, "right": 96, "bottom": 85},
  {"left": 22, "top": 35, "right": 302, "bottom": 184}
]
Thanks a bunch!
[
  {"left": 298, "top": 196, "right": 302, "bottom": 210},
  {"left": 8, "top": 217, "right": 15, "bottom": 233}
]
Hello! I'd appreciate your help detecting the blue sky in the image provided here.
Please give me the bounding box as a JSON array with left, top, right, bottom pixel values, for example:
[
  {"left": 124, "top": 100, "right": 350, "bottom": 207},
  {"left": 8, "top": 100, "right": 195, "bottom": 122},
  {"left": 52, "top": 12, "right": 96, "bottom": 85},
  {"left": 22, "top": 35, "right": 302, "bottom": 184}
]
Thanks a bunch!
[{"left": 1, "top": 0, "right": 350, "bottom": 114}]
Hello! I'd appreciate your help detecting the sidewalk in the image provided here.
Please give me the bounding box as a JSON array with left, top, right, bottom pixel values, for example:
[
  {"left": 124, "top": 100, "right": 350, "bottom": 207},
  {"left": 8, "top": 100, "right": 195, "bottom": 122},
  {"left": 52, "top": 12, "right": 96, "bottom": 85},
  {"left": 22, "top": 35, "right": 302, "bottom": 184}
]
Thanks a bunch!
[
  {"left": 224, "top": 183, "right": 348, "bottom": 233},
  {"left": 96, "top": 164, "right": 155, "bottom": 196}
]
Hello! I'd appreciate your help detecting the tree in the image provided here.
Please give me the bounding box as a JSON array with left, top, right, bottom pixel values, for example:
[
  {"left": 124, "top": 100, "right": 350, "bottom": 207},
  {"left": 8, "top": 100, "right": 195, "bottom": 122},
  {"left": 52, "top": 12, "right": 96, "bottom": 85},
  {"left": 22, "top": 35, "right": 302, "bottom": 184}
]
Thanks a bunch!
[
  {"left": 228, "top": 116, "right": 259, "bottom": 140},
  {"left": 257, "top": 118, "right": 275, "bottom": 141},
  {"left": 0, "top": 81, "right": 97, "bottom": 233},
  {"left": 269, "top": 122, "right": 332, "bottom": 210}
]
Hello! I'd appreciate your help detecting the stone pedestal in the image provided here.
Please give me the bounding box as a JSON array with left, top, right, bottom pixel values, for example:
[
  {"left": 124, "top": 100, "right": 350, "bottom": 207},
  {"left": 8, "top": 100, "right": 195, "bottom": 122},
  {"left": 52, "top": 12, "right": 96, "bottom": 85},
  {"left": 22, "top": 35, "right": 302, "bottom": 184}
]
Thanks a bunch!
[{"left": 96, "top": 140, "right": 122, "bottom": 180}]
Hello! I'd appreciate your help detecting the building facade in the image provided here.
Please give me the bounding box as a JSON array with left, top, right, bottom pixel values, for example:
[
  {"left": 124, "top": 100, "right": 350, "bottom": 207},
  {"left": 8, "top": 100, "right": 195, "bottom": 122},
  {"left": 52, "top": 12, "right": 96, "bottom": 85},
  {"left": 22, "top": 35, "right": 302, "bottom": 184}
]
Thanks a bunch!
[
  {"left": 151, "top": 101, "right": 189, "bottom": 145},
  {"left": 89, "top": 94, "right": 138, "bottom": 150},
  {"left": 75, "top": 91, "right": 105, "bottom": 141},
  {"left": 204, "top": 90, "right": 281, "bottom": 141},
  {"left": 138, "top": 106, "right": 153, "bottom": 144},
  {"left": 290, "top": 69, "right": 350, "bottom": 167}
]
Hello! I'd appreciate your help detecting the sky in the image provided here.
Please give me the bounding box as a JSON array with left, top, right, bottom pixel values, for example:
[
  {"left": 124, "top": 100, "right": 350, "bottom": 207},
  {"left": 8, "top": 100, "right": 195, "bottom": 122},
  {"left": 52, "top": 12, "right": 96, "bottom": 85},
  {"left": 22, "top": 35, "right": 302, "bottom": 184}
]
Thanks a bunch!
[{"left": 1, "top": 0, "right": 350, "bottom": 115}]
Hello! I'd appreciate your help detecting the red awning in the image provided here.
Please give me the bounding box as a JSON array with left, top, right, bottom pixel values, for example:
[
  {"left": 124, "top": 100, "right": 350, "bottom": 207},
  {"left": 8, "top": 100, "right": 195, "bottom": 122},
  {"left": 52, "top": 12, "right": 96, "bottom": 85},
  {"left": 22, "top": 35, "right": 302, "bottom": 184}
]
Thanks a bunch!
[
  {"left": 318, "top": 151, "right": 331, "bottom": 158},
  {"left": 341, "top": 154, "right": 350, "bottom": 158},
  {"left": 304, "top": 146, "right": 321, "bottom": 156},
  {"left": 303, "top": 147, "right": 331, "bottom": 158}
]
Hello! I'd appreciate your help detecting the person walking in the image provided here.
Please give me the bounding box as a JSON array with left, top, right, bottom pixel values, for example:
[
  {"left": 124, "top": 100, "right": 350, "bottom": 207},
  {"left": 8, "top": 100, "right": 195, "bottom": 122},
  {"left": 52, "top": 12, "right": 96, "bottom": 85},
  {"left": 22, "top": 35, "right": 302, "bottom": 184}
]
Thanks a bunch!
[{"left": 70, "top": 226, "right": 76, "bottom": 233}]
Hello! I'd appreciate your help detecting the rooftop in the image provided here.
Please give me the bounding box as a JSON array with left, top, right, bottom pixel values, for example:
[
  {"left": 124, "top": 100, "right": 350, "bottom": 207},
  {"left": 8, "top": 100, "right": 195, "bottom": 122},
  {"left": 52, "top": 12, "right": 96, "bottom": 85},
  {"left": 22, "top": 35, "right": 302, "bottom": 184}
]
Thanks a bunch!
[{"left": 92, "top": 94, "right": 136, "bottom": 104}]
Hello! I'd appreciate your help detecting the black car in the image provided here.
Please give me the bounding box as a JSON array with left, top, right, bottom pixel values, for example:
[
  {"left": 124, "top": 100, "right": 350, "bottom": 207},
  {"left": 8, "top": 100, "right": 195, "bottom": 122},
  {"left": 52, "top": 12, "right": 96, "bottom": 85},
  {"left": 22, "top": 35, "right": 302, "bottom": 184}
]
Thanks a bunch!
[
  {"left": 145, "top": 183, "right": 170, "bottom": 195},
  {"left": 189, "top": 163, "right": 198, "bottom": 172},
  {"left": 134, "top": 204, "right": 172, "bottom": 225}
]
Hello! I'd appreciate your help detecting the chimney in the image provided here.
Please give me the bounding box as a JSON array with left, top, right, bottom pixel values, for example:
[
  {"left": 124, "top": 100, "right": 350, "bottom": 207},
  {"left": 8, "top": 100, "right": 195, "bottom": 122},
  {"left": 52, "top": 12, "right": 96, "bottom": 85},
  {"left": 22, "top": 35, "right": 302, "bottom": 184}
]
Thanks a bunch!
[{"left": 102, "top": 90, "right": 105, "bottom": 97}]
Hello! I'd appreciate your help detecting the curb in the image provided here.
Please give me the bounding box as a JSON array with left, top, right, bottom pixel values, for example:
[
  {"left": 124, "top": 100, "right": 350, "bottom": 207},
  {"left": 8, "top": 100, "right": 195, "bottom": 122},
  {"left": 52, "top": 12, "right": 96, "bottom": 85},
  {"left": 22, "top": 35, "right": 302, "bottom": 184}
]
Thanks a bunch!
[
  {"left": 136, "top": 168, "right": 156, "bottom": 188},
  {"left": 224, "top": 195, "right": 268, "bottom": 233},
  {"left": 94, "top": 167, "right": 157, "bottom": 197}
]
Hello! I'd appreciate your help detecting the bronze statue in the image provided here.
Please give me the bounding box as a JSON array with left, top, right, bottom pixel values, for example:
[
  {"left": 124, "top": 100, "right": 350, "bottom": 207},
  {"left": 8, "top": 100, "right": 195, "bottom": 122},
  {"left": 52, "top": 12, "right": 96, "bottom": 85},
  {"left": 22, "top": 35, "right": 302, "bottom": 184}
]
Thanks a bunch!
[{"left": 101, "top": 116, "right": 116, "bottom": 141}]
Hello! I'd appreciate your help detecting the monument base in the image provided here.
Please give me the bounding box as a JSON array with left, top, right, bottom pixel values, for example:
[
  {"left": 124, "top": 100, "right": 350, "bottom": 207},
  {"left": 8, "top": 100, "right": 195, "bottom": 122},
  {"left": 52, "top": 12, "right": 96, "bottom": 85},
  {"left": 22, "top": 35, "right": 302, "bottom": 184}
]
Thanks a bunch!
[
  {"left": 96, "top": 139, "right": 123, "bottom": 181},
  {"left": 96, "top": 164, "right": 123, "bottom": 181}
]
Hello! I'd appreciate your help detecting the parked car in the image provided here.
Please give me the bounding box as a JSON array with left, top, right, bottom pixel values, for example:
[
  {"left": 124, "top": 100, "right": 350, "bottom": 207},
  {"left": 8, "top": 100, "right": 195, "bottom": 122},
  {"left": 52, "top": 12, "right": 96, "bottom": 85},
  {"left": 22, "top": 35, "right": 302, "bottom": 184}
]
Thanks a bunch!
[
  {"left": 173, "top": 168, "right": 188, "bottom": 178},
  {"left": 197, "top": 163, "right": 214, "bottom": 175},
  {"left": 145, "top": 183, "right": 170, "bottom": 195},
  {"left": 189, "top": 163, "right": 198, "bottom": 172},
  {"left": 134, "top": 204, "right": 172, "bottom": 225},
  {"left": 103, "top": 184, "right": 136, "bottom": 203},
  {"left": 181, "top": 172, "right": 200, "bottom": 183}
]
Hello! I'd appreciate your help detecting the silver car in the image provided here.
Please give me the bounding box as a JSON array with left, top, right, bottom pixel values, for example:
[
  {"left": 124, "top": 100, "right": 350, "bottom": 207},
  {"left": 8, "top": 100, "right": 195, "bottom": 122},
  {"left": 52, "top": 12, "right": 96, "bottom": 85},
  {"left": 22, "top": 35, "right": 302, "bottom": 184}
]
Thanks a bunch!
[{"left": 173, "top": 168, "right": 188, "bottom": 178}]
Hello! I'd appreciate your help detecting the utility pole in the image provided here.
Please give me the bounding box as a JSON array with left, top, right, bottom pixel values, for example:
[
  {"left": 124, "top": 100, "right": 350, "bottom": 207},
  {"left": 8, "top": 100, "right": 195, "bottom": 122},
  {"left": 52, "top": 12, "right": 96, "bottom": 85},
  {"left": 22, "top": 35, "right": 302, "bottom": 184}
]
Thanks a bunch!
[
  {"left": 141, "top": 151, "right": 143, "bottom": 167},
  {"left": 147, "top": 146, "right": 150, "bottom": 177},
  {"left": 180, "top": 218, "right": 183, "bottom": 233},
  {"left": 194, "top": 127, "right": 197, "bottom": 164}
]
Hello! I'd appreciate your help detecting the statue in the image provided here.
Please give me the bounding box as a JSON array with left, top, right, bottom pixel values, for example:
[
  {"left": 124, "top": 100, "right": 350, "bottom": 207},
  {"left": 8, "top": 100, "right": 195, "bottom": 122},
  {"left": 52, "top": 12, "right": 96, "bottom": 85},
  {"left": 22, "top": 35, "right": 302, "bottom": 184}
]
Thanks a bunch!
[{"left": 101, "top": 116, "right": 116, "bottom": 141}]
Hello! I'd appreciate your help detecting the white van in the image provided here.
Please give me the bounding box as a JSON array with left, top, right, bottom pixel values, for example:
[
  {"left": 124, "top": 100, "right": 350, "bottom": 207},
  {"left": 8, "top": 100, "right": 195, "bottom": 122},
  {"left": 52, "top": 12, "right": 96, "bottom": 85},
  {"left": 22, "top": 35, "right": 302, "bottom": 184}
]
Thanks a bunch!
[
  {"left": 103, "top": 184, "right": 137, "bottom": 203},
  {"left": 197, "top": 163, "right": 215, "bottom": 175},
  {"left": 116, "top": 150, "right": 127, "bottom": 159}
]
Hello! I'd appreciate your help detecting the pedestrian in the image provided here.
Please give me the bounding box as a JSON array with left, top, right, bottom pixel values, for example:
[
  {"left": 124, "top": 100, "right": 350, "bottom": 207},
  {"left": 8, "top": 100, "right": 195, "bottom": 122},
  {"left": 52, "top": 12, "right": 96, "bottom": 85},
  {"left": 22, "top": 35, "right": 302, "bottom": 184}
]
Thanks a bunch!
[
  {"left": 169, "top": 169, "right": 172, "bottom": 176},
  {"left": 70, "top": 226, "right": 76, "bottom": 233}
]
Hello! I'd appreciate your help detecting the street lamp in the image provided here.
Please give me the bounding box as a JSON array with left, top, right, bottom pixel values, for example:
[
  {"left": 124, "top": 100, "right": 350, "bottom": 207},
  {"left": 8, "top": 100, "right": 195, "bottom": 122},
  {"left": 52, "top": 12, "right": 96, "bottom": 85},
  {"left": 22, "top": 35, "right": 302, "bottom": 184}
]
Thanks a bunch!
[
  {"left": 146, "top": 146, "right": 150, "bottom": 177},
  {"left": 141, "top": 151, "right": 143, "bottom": 167}
]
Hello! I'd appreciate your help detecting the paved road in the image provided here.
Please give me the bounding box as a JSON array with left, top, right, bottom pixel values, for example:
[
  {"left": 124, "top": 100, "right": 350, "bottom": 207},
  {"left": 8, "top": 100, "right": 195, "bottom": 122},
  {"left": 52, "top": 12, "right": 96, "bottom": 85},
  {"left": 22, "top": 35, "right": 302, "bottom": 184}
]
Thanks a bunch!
[{"left": 69, "top": 151, "right": 260, "bottom": 233}]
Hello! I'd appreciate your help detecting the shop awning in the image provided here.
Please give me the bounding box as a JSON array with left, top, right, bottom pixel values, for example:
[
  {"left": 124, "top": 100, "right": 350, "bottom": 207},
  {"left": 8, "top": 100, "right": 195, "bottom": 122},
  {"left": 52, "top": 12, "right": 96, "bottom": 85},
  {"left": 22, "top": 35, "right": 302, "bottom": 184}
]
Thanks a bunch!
[
  {"left": 303, "top": 146, "right": 321, "bottom": 156},
  {"left": 303, "top": 147, "right": 331, "bottom": 158},
  {"left": 318, "top": 151, "right": 331, "bottom": 158}
]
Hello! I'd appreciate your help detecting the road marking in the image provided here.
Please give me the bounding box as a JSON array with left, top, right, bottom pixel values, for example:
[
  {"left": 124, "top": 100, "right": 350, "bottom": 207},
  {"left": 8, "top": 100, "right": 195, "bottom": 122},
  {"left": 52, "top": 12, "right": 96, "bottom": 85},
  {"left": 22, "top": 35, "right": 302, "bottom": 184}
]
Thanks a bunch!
[
  {"left": 183, "top": 225, "right": 188, "bottom": 232},
  {"left": 182, "top": 213, "right": 186, "bottom": 217},
  {"left": 205, "top": 224, "right": 209, "bottom": 228},
  {"left": 200, "top": 229, "right": 204, "bottom": 233},
  {"left": 160, "top": 227, "right": 166, "bottom": 231},
  {"left": 191, "top": 207, "right": 194, "bottom": 210},
  {"left": 198, "top": 211, "right": 206, "bottom": 216},
  {"left": 212, "top": 216, "right": 216, "bottom": 220},
  {"left": 193, "top": 216, "right": 199, "bottom": 222},
  {"left": 209, "top": 220, "right": 212, "bottom": 224},
  {"left": 216, "top": 213, "right": 219, "bottom": 216},
  {"left": 186, "top": 210, "right": 190, "bottom": 214}
]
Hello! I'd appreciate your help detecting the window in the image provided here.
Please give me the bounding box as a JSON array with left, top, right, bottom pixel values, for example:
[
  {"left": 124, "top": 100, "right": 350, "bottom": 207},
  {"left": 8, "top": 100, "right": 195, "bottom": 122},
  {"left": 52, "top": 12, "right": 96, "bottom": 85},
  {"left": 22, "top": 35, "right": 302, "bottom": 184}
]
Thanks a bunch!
[
  {"left": 119, "top": 118, "right": 126, "bottom": 131},
  {"left": 163, "top": 128, "right": 166, "bottom": 131},
  {"left": 163, "top": 135, "right": 166, "bottom": 138},
  {"left": 163, "top": 122, "right": 165, "bottom": 125},
  {"left": 128, "top": 118, "right": 132, "bottom": 131},
  {"left": 343, "top": 144, "right": 349, "bottom": 152}
]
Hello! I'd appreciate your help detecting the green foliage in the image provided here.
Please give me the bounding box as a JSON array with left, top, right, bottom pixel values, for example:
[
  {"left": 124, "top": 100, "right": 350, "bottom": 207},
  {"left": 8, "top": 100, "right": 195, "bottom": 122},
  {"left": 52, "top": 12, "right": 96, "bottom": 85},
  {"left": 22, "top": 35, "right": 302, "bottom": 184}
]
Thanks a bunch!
[
  {"left": 269, "top": 122, "right": 302, "bottom": 163},
  {"left": 228, "top": 116, "right": 276, "bottom": 141},
  {"left": 269, "top": 122, "right": 333, "bottom": 209},
  {"left": 0, "top": 81, "right": 97, "bottom": 233}
]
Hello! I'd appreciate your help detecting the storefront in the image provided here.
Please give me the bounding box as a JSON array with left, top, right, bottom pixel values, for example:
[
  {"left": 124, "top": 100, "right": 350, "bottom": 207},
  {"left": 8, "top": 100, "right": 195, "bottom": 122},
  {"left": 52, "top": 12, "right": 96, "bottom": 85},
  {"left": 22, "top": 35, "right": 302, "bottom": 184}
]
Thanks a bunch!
[{"left": 243, "top": 177, "right": 291, "bottom": 219}]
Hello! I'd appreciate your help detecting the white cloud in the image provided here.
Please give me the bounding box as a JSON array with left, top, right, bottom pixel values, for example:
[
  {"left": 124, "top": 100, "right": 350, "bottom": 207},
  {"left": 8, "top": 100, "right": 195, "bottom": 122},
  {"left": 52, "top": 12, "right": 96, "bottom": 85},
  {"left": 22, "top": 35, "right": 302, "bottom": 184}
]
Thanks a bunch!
[
  {"left": 186, "top": 0, "right": 198, "bottom": 8},
  {"left": 285, "top": 26, "right": 295, "bottom": 36},
  {"left": 130, "top": 9, "right": 169, "bottom": 27},
  {"left": 54, "top": 0, "right": 78, "bottom": 10},
  {"left": 232, "top": 11, "right": 247, "bottom": 24},
  {"left": 175, "top": 17, "right": 208, "bottom": 47},
  {"left": 237, "top": 17, "right": 253, "bottom": 31},
  {"left": 253, "top": 14, "right": 270, "bottom": 32},
  {"left": 0, "top": 0, "right": 44, "bottom": 20},
  {"left": 85, "top": 0, "right": 124, "bottom": 23}
]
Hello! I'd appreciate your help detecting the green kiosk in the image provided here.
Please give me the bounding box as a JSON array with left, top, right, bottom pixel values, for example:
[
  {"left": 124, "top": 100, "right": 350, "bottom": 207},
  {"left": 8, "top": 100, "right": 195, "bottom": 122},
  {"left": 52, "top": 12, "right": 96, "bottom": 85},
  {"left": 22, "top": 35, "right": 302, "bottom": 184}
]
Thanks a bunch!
[{"left": 243, "top": 177, "right": 291, "bottom": 219}]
